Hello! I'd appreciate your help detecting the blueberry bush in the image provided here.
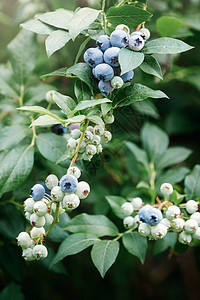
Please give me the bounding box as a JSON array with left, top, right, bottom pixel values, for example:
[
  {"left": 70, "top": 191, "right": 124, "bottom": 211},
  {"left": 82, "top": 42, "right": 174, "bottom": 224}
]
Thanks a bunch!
[{"left": 0, "top": 0, "right": 200, "bottom": 299}]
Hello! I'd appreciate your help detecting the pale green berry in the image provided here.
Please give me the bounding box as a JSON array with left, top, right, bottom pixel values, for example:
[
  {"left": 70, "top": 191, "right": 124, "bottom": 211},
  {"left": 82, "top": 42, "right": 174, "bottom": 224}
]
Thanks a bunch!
[
  {"left": 17, "top": 232, "right": 31, "bottom": 249},
  {"left": 178, "top": 231, "right": 192, "bottom": 244},
  {"left": 103, "top": 131, "right": 112, "bottom": 143},
  {"left": 186, "top": 200, "right": 198, "bottom": 214},
  {"left": 67, "top": 166, "right": 81, "bottom": 179},
  {"left": 45, "top": 174, "right": 58, "bottom": 190},
  {"left": 151, "top": 224, "right": 167, "bottom": 239},
  {"left": 92, "top": 135, "right": 101, "bottom": 145},
  {"left": 171, "top": 218, "right": 185, "bottom": 233},
  {"left": 44, "top": 213, "right": 54, "bottom": 226},
  {"left": 115, "top": 24, "right": 130, "bottom": 34},
  {"left": 131, "top": 197, "right": 142, "bottom": 209},
  {"left": 123, "top": 216, "right": 135, "bottom": 229},
  {"left": 24, "top": 197, "right": 35, "bottom": 213},
  {"left": 75, "top": 181, "right": 90, "bottom": 199},
  {"left": 30, "top": 226, "right": 45, "bottom": 239},
  {"left": 190, "top": 212, "right": 200, "bottom": 226},
  {"left": 62, "top": 194, "right": 80, "bottom": 210},
  {"left": 138, "top": 223, "right": 151, "bottom": 237},
  {"left": 33, "top": 245, "right": 48, "bottom": 260},
  {"left": 30, "top": 213, "right": 45, "bottom": 228},
  {"left": 33, "top": 201, "right": 48, "bottom": 217},
  {"left": 139, "top": 28, "right": 150, "bottom": 40},
  {"left": 22, "top": 248, "right": 35, "bottom": 261},
  {"left": 193, "top": 227, "right": 200, "bottom": 240},
  {"left": 111, "top": 76, "right": 123, "bottom": 89},
  {"left": 166, "top": 205, "right": 180, "bottom": 220},
  {"left": 121, "top": 202, "right": 133, "bottom": 216},
  {"left": 103, "top": 113, "right": 114, "bottom": 124},
  {"left": 160, "top": 183, "right": 173, "bottom": 196},
  {"left": 46, "top": 90, "right": 56, "bottom": 103},
  {"left": 51, "top": 186, "right": 64, "bottom": 202},
  {"left": 184, "top": 219, "right": 198, "bottom": 234}
]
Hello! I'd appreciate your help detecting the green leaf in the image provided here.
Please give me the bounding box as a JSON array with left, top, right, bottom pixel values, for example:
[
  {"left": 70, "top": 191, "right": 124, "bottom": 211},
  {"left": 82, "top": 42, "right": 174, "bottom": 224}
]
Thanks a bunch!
[
  {"left": 0, "top": 145, "right": 34, "bottom": 194},
  {"left": 24, "top": 84, "right": 55, "bottom": 105},
  {"left": 45, "top": 30, "right": 71, "bottom": 57},
  {"left": 106, "top": 5, "right": 152, "bottom": 28},
  {"left": 7, "top": 29, "right": 38, "bottom": 84},
  {"left": 67, "top": 63, "right": 96, "bottom": 90},
  {"left": 51, "top": 233, "right": 99, "bottom": 265},
  {"left": 0, "top": 282, "right": 24, "bottom": 300},
  {"left": 87, "top": 115, "right": 104, "bottom": 126},
  {"left": 101, "top": 103, "right": 112, "bottom": 117},
  {"left": 64, "top": 213, "right": 119, "bottom": 237},
  {"left": 74, "top": 80, "right": 92, "bottom": 102},
  {"left": 47, "top": 225, "right": 69, "bottom": 243},
  {"left": 30, "top": 115, "right": 61, "bottom": 127},
  {"left": 74, "top": 98, "right": 111, "bottom": 111},
  {"left": 17, "top": 106, "right": 63, "bottom": 123},
  {"left": 143, "top": 37, "right": 194, "bottom": 54},
  {"left": 0, "top": 77, "right": 18, "bottom": 98},
  {"left": 66, "top": 115, "right": 86, "bottom": 123},
  {"left": 52, "top": 91, "right": 76, "bottom": 116},
  {"left": 91, "top": 240, "right": 119, "bottom": 278},
  {"left": 153, "top": 232, "right": 177, "bottom": 255},
  {"left": 0, "top": 125, "right": 28, "bottom": 150},
  {"left": 36, "top": 133, "right": 67, "bottom": 163},
  {"left": 122, "top": 232, "right": 147, "bottom": 264},
  {"left": 68, "top": 7, "right": 101, "bottom": 40},
  {"left": 184, "top": 165, "right": 200, "bottom": 199},
  {"left": 155, "top": 147, "right": 192, "bottom": 170},
  {"left": 114, "top": 83, "right": 168, "bottom": 107},
  {"left": 41, "top": 67, "right": 68, "bottom": 79},
  {"left": 21, "top": 19, "right": 54, "bottom": 35},
  {"left": 141, "top": 123, "right": 169, "bottom": 163},
  {"left": 105, "top": 195, "right": 126, "bottom": 219},
  {"left": 125, "top": 141, "right": 149, "bottom": 172},
  {"left": 139, "top": 55, "right": 163, "bottom": 79},
  {"left": 38, "top": 9, "right": 74, "bottom": 30},
  {"left": 132, "top": 100, "right": 159, "bottom": 119},
  {"left": 156, "top": 16, "right": 183, "bottom": 37},
  {"left": 170, "top": 191, "right": 186, "bottom": 206},
  {"left": 119, "top": 48, "right": 144, "bottom": 75}
]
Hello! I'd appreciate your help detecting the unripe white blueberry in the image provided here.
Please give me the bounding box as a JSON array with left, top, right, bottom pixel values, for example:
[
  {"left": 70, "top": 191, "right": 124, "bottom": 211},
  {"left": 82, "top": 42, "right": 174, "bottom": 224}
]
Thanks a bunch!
[
  {"left": 123, "top": 216, "right": 135, "bottom": 229},
  {"left": 151, "top": 224, "right": 167, "bottom": 239},
  {"left": 193, "top": 227, "right": 200, "bottom": 240},
  {"left": 25, "top": 212, "right": 31, "bottom": 220},
  {"left": 77, "top": 138, "right": 86, "bottom": 150},
  {"left": 33, "top": 245, "right": 48, "bottom": 260},
  {"left": 67, "top": 166, "right": 81, "bottom": 179},
  {"left": 67, "top": 138, "right": 76, "bottom": 149},
  {"left": 30, "top": 213, "right": 45, "bottom": 228},
  {"left": 44, "top": 213, "right": 54, "bottom": 226},
  {"left": 116, "top": 24, "right": 130, "bottom": 34},
  {"left": 46, "top": 90, "right": 55, "bottom": 103},
  {"left": 160, "top": 218, "right": 171, "bottom": 230},
  {"left": 75, "top": 181, "right": 90, "bottom": 199},
  {"left": 82, "top": 153, "right": 93, "bottom": 161},
  {"left": 190, "top": 212, "right": 200, "bottom": 226},
  {"left": 30, "top": 240, "right": 36, "bottom": 249},
  {"left": 87, "top": 126, "right": 94, "bottom": 133},
  {"left": 94, "top": 125, "right": 104, "bottom": 136},
  {"left": 186, "top": 200, "right": 198, "bottom": 214},
  {"left": 71, "top": 129, "right": 81, "bottom": 139},
  {"left": 121, "top": 202, "right": 134, "bottom": 216},
  {"left": 22, "top": 248, "right": 35, "bottom": 261},
  {"left": 103, "top": 113, "right": 114, "bottom": 124},
  {"left": 133, "top": 214, "right": 140, "bottom": 225},
  {"left": 92, "top": 135, "right": 101, "bottom": 145},
  {"left": 139, "top": 28, "right": 150, "bottom": 40},
  {"left": 131, "top": 197, "right": 143, "bottom": 209},
  {"left": 138, "top": 223, "right": 151, "bottom": 237},
  {"left": 17, "top": 232, "right": 31, "bottom": 249},
  {"left": 33, "top": 201, "right": 48, "bottom": 217},
  {"left": 184, "top": 219, "right": 198, "bottom": 234},
  {"left": 45, "top": 174, "right": 58, "bottom": 190},
  {"left": 84, "top": 131, "right": 93, "bottom": 142},
  {"left": 52, "top": 202, "right": 65, "bottom": 214},
  {"left": 30, "top": 227, "right": 45, "bottom": 239},
  {"left": 96, "top": 144, "right": 103, "bottom": 154},
  {"left": 86, "top": 144, "right": 97, "bottom": 155},
  {"left": 111, "top": 76, "right": 123, "bottom": 89},
  {"left": 24, "top": 197, "right": 35, "bottom": 213},
  {"left": 171, "top": 218, "right": 185, "bottom": 233},
  {"left": 51, "top": 186, "right": 64, "bottom": 202},
  {"left": 166, "top": 205, "right": 180, "bottom": 220},
  {"left": 103, "top": 131, "right": 112, "bottom": 143},
  {"left": 160, "top": 183, "right": 173, "bottom": 196},
  {"left": 62, "top": 194, "right": 80, "bottom": 210},
  {"left": 178, "top": 231, "right": 192, "bottom": 244}
]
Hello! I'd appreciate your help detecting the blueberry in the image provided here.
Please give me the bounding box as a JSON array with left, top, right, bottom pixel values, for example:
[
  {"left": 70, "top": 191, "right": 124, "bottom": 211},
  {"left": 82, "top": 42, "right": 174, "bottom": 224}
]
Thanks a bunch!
[
  {"left": 121, "top": 70, "right": 134, "bottom": 83},
  {"left": 30, "top": 184, "right": 45, "bottom": 201},
  {"left": 69, "top": 123, "right": 80, "bottom": 132},
  {"left": 130, "top": 31, "right": 146, "bottom": 41},
  {"left": 110, "top": 30, "right": 128, "bottom": 48},
  {"left": 144, "top": 207, "right": 163, "bottom": 225},
  {"left": 51, "top": 124, "right": 67, "bottom": 136},
  {"left": 104, "top": 47, "right": 120, "bottom": 67},
  {"left": 94, "top": 63, "right": 114, "bottom": 81},
  {"left": 138, "top": 205, "right": 151, "bottom": 223},
  {"left": 84, "top": 48, "right": 104, "bottom": 67},
  {"left": 59, "top": 174, "right": 78, "bottom": 193},
  {"left": 37, "top": 182, "right": 51, "bottom": 195},
  {"left": 96, "top": 35, "right": 111, "bottom": 52},
  {"left": 98, "top": 80, "right": 112, "bottom": 96},
  {"left": 128, "top": 35, "right": 144, "bottom": 51}
]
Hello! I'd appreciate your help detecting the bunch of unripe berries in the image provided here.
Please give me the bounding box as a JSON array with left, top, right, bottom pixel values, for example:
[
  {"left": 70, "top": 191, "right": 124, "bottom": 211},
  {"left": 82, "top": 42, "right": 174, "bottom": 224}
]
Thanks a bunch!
[
  {"left": 66, "top": 120, "right": 112, "bottom": 161},
  {"left": 121, "top": 183, "right": 200, "bottom": 244},
  {"left": 84, "top": 24, "right": 150, "bottom": 96},
  {"left": 16, "top": 166, "right": 90, "bottom": 261}
]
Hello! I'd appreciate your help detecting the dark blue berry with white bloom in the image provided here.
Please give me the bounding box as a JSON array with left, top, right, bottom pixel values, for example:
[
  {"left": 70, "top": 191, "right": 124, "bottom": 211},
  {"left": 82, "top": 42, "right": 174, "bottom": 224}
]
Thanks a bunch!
[
  {"left": 110, "top": 29, "right": 128, "bottom": 48},
  {"left": 59, "top": 174, "right": 78, "bottom": 193},
  {"left": 121, "top": 70, "right": 134, "bottom": 83},
  {"left": 94, "top": 63, "right": 114, "bottom": 81},
  {"left": 30, "top": 184, "right": 45, "bottom": 201},
  {"left": 128, "top": 35, "right": 144, "bottom": 51},
  {"left": 84, "top": 48, "right": 104, "bottom": 68},
  {"left": 51, "top": 124, "right": 67, "bottom": 136},
  {"left": 104, "top": 47, "right": 120, "bottom": 67},
  {"left": 139, "top": 205, "right": 151, "bottom": 223},
  {"left": 98, "top": 80, "right": 112, "bottom": 96},
  {"left": 144, "top": 207, "right": 163, "bottom": 225},
  {"left": 96, "top": 35, "right": 111, "bottom": 52}
]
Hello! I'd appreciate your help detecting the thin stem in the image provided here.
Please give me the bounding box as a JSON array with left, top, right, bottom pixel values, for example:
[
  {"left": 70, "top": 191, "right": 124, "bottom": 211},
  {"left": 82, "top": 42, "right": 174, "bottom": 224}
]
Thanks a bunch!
[
  {"left": 45, "top": 202, "right": 60, "bottom": 237},
  {"left": 116, "top": 0, "right": 127, "bottom": 7},
  {"left": 18, "top": 85, "right": 24, "bottom": 107},
  {"left": 149, "top": 162, "right": 156, "bottom": 205},
  {"left": 30, "top": 117, "right": 37, "bottom": 146},
  {"left": 113, "top": 225, "right": 137, "bottom": 241},
  {"left": 69, "top": 119, "right": 89, "bottom": 167},
  {"left": 101, "top": 0, "right": 107, "bottom": 33},
  {"left": 47, "top": 102, "right": 52, "bottom": 110}
]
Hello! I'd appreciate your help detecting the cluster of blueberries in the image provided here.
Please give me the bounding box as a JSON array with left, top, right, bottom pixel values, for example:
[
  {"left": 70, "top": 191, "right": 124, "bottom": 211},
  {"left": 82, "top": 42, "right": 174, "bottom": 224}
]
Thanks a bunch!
[
  {"left": 84, "top": 24, "right": 150, "bottom": 96},
  {"left": 66, "top": 119, "right": 112, "bottom": 161},
  {"left": 121, "top": 183, "right": 200, "bottom": 243},
  {"left": 17, "top": 166, "right": 90, "bottom": 261}
]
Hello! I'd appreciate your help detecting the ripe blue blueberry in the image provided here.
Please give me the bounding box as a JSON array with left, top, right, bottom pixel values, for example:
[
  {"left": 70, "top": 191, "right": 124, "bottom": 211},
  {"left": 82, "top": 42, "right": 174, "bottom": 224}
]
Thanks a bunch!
[
  {"left": 59, "top": 174, "right": 78, "bottom": 193},
  {"left": 110, "top": 30, "right": 128, "bottom": 48},
  {"left": 128, "top": 35, "right": 144, "bottom": 51},
  {"left": 30, "top": 184, "right": 45, "bottom": 201},
  {"left": 51, "top": 124, "right": 67, "bottom": 136},
  {"left": 94, "top": 63, "right": 114, "bottom": 81},
  {"left": 121, "top": 70, "right": 134, "bottom": 83},
  {"left": 37, "top": 182, "right": 51, "bottom": 195},
  {"left": 98, "top": 80, "right": 112, "bottom": 96},
  {"left": 104, "top": 47, "right": 120, "bottom": 67},
  {"left": 96, "top": 35, "right": 111, "bottom": 52},
  {"left": 84, "top": 48, "right": 104, "bottom": 67},
  {"left": 138, "top": 205, "right": 151, "bottom": 222},
  {"left": 144, "top": 207, "right": 163, "bottom": 226}
]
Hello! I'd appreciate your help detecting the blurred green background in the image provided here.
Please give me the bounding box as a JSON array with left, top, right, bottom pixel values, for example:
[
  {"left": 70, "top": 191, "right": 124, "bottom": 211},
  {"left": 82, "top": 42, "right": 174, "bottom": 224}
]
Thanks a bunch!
[{"left": 0, "top": 0, "right": 200, "bottom": 299}]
